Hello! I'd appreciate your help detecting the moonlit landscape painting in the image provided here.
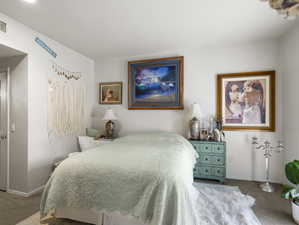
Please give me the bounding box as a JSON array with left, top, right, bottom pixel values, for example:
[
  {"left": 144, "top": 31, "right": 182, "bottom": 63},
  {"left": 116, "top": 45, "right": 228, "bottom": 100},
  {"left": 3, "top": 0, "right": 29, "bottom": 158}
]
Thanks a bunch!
[
  {"left": 128, "top": 57, "right": 184, "bottom": 109},
  {"left": 135, "top": 65, "right": 176, "bottom": 102}
]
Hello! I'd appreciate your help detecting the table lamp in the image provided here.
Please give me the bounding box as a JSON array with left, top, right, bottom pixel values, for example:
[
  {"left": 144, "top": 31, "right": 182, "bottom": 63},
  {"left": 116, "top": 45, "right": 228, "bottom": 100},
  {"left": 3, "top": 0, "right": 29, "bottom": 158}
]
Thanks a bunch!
[
  {"left": 103, "top": 109, "right": 118, "bottom": 139},
  {"left": 189, "top": 103, "right": 201, "bottom": 140}
]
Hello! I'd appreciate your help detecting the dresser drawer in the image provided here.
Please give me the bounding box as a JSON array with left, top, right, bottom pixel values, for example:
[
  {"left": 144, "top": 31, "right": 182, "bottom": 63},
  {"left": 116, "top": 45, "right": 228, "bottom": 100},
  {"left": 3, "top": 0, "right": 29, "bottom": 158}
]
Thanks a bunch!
[
  {"left": 191, "top": 143, "right": 201, "bottom": 152},
  {"left": 200, "top": 143, "right": 213, "bottom": 153},
  {"left": 198, "top": 166, "right": 213, "bottom": 176},
  {"left": 213, "top": 155, "right": 225, "bottom": 166},
  {"left": 199, "top": 154, "right": 213, "bottom": 164},
  {"left": 193, "top": 167, "right": 200, "bottom": 178},
  {"left": 213, "top": 167, "right": 225, "bottom": 177},
  {"left": 212, "top": 144, "right": 225, "bottom": 154}
]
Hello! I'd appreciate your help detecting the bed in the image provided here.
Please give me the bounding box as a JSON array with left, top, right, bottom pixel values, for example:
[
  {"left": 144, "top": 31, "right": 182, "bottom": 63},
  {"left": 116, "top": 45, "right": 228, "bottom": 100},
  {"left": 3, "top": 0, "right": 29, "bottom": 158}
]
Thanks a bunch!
[{"left": 40, "top": 132, "right": 261, "bottom": 225}]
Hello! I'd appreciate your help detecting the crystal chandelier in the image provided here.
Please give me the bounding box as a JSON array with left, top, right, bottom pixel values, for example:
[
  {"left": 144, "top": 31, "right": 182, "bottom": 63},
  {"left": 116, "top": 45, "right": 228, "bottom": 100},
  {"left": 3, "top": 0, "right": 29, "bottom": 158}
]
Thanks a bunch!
[{"left": 261, "top": 0, "right": 299, "bottom": 18}]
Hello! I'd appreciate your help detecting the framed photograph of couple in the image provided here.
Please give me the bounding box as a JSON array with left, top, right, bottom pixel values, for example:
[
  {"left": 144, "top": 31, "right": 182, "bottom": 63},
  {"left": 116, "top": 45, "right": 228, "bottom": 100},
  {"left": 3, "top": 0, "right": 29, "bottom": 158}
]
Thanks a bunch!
[{"left": 217, "top": 71, "right": 275, "bottom": 131}]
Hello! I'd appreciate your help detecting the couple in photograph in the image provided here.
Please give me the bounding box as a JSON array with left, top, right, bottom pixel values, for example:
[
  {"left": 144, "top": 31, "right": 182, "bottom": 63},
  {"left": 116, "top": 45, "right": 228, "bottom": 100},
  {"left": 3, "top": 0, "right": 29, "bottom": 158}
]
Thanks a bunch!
[{"left": 227, "top": 80, "right": 264, "bottom": 124}]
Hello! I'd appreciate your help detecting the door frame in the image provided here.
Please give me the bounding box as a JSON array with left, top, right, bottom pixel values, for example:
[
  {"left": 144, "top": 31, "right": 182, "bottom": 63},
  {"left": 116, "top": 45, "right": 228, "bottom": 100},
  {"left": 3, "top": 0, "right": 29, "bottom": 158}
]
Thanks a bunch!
[{"left": 0, "top": 68, "right": 10, "bottom": 191}]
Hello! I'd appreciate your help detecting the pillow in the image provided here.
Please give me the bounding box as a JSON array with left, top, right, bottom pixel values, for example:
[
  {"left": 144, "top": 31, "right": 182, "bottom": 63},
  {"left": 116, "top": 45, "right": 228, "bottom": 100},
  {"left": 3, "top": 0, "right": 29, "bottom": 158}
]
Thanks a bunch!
[
  {"left": 78, "top": 136, "right": 100, "bottom": 152},
  {"left": 86, "top": 128, "right": 100, "bottom": 138}
]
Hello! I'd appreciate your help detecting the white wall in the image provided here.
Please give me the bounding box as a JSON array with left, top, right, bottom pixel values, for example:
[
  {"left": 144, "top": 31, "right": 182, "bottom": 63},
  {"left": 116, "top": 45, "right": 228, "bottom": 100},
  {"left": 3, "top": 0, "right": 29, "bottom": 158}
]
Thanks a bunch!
[
  {"left": 94, "top": 40, "right": 284, "bottom": 183},
  {"left": 0, "top": 12, "right": 95, "bottom": 193},
  {"left": 280, "top": 22, "right": 299, "bottom": 165},
  {"left": 0, "top": 55, "right": 28, "bottom": 192}
]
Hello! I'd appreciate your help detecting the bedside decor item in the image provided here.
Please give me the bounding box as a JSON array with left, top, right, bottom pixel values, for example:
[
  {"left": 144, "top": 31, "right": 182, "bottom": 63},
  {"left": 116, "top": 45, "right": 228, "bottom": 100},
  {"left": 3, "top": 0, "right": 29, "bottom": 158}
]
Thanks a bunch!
[
  {"left": 252, "top": 137, "right": 284, "bottom": 192},
  {"left": 260, "top": 0, "right": 299, "bottom": 19},
  {"left": 282, "top": 160, "right": 299, "bottom": 224},
  {"left": 213, "top": 118, "right": 225, "bottom": 142},
  {"left": 189, "top": 103, "right": 201, "bottom": 140},
  {"left": 189, "top": 140, "right": 226, "bottom": 182},
  {"left": 103, "top": 109, "right": 118, "bottom": 139},
  {"left": 99, "top": 82, "right": 122, "bottom": 104},
  {"left": 128, "top": 56, "right": 184, "bottom": 109},
  {"left": 217, "top": 71, "right": 276, "bottom": 131}
]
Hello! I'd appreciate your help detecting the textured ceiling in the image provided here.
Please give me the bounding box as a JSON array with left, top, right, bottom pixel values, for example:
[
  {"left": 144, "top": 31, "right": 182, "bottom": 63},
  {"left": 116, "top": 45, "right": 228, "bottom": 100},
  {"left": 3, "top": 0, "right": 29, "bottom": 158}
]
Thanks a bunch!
[{"left": 0, "top": 0, "right": 297, "bottom": 58}]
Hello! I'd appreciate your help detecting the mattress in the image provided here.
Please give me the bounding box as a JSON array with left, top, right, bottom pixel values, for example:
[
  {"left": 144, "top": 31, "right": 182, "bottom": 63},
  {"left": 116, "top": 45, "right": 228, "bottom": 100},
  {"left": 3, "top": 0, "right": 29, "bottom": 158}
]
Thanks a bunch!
[{"left": 41, "top": 132, "right": 199, "bottom": 225}]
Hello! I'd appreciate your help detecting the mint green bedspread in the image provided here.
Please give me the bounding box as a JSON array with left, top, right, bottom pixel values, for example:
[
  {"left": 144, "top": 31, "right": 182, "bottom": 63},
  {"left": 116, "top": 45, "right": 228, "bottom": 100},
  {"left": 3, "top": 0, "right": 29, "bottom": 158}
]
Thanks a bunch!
[{"left": 40, "top": 132, "right": 199, "bottom": 225}]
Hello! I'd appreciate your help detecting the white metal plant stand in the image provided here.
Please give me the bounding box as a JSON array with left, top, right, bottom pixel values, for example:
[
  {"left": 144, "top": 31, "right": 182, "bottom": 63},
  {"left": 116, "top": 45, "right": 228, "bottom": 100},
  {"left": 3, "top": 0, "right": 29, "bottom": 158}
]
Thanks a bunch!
[{"left": 252, "top": 137, "right": 284, "bottom": 192}]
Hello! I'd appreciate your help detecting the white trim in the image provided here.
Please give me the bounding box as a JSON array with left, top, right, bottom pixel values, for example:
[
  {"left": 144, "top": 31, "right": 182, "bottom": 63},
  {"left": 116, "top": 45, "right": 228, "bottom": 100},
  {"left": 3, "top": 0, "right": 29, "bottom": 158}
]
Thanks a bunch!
[
  {"left": 6, "top": 67, "right": 10, "bottom": 191},
  {"left": 0, "top": 68, "right": 9, "bottom": 191},
  {"left": 7, "top": 185, "right": 45, "bottom": 197}
]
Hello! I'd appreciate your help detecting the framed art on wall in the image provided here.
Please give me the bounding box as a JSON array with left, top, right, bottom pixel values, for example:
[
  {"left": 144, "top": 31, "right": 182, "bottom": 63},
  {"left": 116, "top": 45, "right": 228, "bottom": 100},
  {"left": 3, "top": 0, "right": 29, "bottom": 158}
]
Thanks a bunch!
[
  {"left": 99, "top": 82, "right": 122, "bottom": 104},
  {"left": 128, "top": 56, "right": 184, "bottom": 110},
  {"left": 216, "top": 71, "right": 275, "bottom": 131}
]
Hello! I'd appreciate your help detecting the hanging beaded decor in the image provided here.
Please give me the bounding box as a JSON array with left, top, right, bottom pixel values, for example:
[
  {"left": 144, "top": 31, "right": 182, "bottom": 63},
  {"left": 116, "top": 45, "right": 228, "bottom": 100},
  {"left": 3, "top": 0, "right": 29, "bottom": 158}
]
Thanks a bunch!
[{"left": 52, "top": 62, "right": 82, "bottom": 80}]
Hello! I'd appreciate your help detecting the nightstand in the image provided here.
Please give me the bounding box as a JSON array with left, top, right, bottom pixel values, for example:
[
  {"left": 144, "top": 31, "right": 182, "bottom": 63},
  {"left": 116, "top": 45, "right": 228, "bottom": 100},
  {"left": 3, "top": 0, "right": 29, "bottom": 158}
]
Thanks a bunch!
[{"left": 189, "top": 140, "right": 226, "bottom": 182}]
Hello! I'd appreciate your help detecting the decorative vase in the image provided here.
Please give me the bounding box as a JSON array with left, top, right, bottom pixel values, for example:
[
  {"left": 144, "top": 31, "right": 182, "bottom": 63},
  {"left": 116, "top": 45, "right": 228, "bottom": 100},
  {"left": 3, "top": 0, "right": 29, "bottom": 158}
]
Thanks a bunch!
[
  {"left": 189, "top": 117, "right": 200, "bottom": 140},
  {"left": 292, "top": 201, "right": 299, "bottom": 224}
]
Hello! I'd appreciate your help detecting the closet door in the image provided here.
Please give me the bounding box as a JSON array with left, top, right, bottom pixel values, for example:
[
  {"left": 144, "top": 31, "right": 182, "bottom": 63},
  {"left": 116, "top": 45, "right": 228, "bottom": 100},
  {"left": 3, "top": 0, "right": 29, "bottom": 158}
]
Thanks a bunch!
[{"left": 0, "top": 71, "right": 8, "bottom": 191}]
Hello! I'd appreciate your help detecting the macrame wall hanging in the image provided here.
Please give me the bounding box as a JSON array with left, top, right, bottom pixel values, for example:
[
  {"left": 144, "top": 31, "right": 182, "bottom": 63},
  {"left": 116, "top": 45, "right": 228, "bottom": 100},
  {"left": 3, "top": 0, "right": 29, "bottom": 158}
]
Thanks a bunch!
[{"left": 48, "top": 62, "right": 86, "bottom": 137}]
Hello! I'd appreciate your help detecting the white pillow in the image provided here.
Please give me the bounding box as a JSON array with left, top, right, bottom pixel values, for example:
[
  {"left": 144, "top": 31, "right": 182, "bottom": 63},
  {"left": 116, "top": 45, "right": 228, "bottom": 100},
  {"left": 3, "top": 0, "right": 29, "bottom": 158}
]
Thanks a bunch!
[{"left": 78, "top": 136, "right": 100, "bottom": 152}]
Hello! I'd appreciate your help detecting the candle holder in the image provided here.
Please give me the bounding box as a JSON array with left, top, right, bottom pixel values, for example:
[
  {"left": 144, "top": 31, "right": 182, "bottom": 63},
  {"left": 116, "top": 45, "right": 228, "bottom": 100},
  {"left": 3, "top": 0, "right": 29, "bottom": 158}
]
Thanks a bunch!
[{"left": 252, "top": 137, "right": 284, "bottom": 192}]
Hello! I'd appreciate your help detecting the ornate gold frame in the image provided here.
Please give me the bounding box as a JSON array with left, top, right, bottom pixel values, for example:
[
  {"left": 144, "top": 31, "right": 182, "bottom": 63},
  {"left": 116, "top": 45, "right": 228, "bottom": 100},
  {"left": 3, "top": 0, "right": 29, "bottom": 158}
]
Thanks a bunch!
[{"left": 216, "top": 71, "right": 276, "bottom": 131}]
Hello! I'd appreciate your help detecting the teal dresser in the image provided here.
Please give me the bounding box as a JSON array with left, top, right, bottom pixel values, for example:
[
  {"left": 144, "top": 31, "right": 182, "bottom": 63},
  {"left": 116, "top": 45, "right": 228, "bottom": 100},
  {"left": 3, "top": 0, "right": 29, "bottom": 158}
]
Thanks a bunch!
[{"left": 189, "top": 140, "right": 226, "bottom": 182}]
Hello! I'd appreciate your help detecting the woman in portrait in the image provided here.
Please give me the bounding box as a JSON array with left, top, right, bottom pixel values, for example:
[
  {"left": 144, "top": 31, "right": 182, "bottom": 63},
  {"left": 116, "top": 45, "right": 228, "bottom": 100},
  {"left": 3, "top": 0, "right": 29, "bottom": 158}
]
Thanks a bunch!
[
  {"left": 103, "top": 88, "right": 118, "bottom": 102},
  {"left": 229, "top": 84, "right": 243, "bottom": 119},
  {"left": 241, "top": 80, "right": 263, "bottom": 124}
]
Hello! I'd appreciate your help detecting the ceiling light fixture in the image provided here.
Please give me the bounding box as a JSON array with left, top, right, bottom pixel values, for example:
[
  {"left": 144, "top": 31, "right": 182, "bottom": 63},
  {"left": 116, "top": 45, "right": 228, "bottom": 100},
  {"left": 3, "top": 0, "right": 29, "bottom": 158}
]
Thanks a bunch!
[
  {"left": 261, "top": 0, "right": 299, "bottom": 19},
  {"left": 22, "top": 0, "right": 37, "bottom": 4}
]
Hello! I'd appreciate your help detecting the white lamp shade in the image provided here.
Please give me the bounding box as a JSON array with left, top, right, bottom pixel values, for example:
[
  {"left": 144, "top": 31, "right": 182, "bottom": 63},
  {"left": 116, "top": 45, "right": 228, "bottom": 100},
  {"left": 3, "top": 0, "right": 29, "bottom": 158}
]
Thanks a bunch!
[
  {"left": 191, "top": 103, "right": 201, "bottom": 119},
  {"left": 102, "top": 109, "right": 118, "bottom": 121}
]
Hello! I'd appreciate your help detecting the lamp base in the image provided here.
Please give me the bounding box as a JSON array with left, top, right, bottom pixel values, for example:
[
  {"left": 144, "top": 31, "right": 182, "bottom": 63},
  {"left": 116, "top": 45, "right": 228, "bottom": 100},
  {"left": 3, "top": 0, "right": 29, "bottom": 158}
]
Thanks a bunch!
[
  {"left": 260, "top": 182, "right": 275, "bottom": 192},
  {"left": 105, "top": 120, "right": 114, "bottom": 139}
]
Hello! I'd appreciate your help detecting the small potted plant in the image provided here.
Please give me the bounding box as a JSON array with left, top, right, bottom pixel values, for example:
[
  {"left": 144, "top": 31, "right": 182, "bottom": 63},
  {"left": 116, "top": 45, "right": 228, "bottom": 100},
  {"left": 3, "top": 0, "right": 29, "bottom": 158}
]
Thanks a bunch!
[{"left": 282, "top": 160, "right": 299, "bottom": 224}]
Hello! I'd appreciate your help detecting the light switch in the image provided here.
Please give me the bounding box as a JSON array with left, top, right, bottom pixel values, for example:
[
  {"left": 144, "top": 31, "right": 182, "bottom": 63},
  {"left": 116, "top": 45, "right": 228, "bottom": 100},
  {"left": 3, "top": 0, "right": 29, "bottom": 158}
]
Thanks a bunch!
[{"left": 11, "top": 123, "right": 15, "bottom": 133}]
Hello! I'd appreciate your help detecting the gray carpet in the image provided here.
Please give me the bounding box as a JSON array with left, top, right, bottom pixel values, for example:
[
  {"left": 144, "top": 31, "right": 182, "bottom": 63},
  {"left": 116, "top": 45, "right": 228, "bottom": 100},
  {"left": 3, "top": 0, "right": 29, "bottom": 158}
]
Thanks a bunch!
[{"left": 0, "top": 179, "right": 296, "bottom": 225}]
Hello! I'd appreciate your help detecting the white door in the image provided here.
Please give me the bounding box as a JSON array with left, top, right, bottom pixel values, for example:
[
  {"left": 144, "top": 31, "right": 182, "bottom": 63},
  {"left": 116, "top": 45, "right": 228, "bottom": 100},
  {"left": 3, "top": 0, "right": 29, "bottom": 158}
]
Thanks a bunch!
[{"left": 0, "top": 71, "right": 7, "bottom": 191}]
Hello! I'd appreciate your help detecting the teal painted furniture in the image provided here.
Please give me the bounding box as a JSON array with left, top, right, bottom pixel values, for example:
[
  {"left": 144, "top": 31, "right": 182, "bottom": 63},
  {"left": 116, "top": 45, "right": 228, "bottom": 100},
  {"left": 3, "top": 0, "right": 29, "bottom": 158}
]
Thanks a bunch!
[{"left": 189, "top": 140, "right": 226, "bottom": 182}]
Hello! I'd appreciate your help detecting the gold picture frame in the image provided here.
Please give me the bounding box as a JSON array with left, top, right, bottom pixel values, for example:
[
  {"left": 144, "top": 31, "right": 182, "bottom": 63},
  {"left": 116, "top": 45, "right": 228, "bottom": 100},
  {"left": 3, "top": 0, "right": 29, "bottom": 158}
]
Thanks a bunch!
[
  {"left": 99, "top": 82, "right": 123, "bottom": 105},
  {"left": 216, "top": 71, "right": 275, "bottom": 131}
]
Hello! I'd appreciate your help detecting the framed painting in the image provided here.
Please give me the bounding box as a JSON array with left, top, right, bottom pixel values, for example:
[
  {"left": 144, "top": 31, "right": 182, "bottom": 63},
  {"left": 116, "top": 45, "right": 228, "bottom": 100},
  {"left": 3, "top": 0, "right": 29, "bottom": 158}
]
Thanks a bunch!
[
  {"left": 99, "top": 82, "right": 122, "bottom": 105},
  {"left": 216, "top": 71, "right": 275, "bottom": 131},
  {"left": 128, "top": 56, "right": 184, "bottom": 110}
]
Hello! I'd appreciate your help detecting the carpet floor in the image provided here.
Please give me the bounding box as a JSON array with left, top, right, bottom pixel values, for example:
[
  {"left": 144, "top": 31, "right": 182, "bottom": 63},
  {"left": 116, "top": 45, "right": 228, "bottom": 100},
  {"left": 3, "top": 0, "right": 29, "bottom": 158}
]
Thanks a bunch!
[{"left": 0, "top": 179, "right": 296, "bottom": 225}]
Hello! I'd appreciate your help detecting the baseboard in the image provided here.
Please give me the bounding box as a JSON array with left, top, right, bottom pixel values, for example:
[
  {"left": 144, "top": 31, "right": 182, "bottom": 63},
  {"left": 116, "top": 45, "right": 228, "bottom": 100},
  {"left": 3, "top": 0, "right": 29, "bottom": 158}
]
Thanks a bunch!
[{"left": 7, "top": 185, "right": 45, "bottom": 197}]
